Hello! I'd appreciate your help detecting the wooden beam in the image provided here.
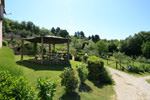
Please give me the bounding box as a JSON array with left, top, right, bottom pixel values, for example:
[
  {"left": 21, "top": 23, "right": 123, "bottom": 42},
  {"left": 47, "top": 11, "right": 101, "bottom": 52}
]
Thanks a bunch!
[
  {"left": 49, "top": 43, "right": 51, "bottom": 53},
  {"left": 41, "top": 37, "right": 44, "bottom": 64}
]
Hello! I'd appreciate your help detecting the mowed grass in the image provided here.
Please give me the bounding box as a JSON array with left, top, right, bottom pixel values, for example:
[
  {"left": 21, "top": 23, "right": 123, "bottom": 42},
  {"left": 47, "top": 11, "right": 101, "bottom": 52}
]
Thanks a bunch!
[
  {"left": 146, "top": 79, "right": 150, "bottom": 84},
  {"left": 15, "top": 55, "right": 116, "bottom": 100},
  {"left": 0, "top": 47, "right": 22, "bottom": 76}
]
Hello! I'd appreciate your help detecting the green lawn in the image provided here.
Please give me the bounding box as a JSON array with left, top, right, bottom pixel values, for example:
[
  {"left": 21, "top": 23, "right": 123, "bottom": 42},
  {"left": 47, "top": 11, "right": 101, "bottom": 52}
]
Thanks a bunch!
[
  {"left": 15, "top": 55, "right": 116, "bottom": 100},
  {"left": 146, "top": 79, "right": 150, "bottom": 84}
]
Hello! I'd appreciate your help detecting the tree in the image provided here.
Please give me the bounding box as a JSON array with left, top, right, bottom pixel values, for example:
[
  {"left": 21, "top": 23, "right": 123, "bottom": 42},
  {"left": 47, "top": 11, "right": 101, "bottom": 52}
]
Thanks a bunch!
[
  {"left": 55, "top": 27, "right": 60, "bottom": 36},
  {"left": 141, "top": 41, "right": 150, "bottom": 58},
  {"left": 51, "top": 27, "right": 55, "bottom": 35},
  {"left": 80, "top": 31, "right": 85, "bottom": 38},
  {"left": 58, "top": 30, "right": 69, "bottom": 38},
  {"left": 108, "top": 42, "right": 117, "bottom": 52},
  {"left": 94, "top": 34, "right": 100, "bottom": 43},
  {"left": 95, "top": 40, "right": 108, "bottom": 56}
]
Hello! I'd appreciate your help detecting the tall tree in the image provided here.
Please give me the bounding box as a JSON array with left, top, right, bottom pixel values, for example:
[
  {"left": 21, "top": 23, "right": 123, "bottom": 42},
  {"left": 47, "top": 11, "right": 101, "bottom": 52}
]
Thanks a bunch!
[
  {"left": 95, "top": 40, "right": 108, "bottom": 56},
  {"left": 141, "top": 41, "right": 150, "bottom": 58},
  {"left": 51, "top": 27, "right": 55, "bottom": 35},
  {"left": 58, "top": 30, "right": 69, "bottom": 38}
]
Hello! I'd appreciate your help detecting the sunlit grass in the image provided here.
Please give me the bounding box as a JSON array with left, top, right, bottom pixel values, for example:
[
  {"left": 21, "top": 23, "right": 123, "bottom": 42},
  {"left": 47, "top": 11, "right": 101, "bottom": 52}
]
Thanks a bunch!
[
  {"left": 15, "top": 55, "right": 115, "bottom": 100},
  {"left": 0, "top": 47, "right": 22, "bottom": 76}
]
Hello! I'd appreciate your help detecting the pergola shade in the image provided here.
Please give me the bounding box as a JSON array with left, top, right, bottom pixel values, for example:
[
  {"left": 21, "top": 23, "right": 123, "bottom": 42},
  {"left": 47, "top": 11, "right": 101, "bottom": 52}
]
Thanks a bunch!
[
  {"left": 23, "top": 36, "right": 70, "bottom": 44},
  {"left": 21, "top": 36, "right": 71, "bottom": 65}
]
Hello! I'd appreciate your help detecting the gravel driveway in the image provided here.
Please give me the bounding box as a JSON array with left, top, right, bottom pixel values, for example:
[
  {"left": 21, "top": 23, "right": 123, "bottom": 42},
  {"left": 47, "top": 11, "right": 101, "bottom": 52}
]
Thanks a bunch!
[{"left": 107, "top": 67, "right": 150, "bottom": 100}]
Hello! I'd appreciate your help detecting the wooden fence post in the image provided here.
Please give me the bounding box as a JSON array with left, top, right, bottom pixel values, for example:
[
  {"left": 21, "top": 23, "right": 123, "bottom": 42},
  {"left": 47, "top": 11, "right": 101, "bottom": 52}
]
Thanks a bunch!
[{"left": 116, "top": 62, "right": 118, "bottom": 69}]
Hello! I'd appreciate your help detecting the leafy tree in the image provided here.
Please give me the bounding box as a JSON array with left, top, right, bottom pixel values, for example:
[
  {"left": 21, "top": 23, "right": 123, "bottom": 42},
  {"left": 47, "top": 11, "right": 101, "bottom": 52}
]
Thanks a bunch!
[
  {"left": 94, "top": 34, "right": 100, "bottom": 43},
  {"left": 95, "top": 40, "right": 108, "bottom": 56},
  {"left": 141, "top": 41, "right": 150, "bottom": 58},
  {"left": 119, "top": 31, "right": 150, "bottom": 56},
  {"left": 108, "top": 42, "right": 117, "bottom": 52},
  {"left": 74, "top": 31, "right": 85, "bottom": 38},
  {"left": 55, "top": 27, "right": 60, "bottom": 35},
  {"left": 58, "top": 30, "right": 69, "bottom": 38},
  {"left": 51, "top": 27, "right": 55, "bottom": 35}
]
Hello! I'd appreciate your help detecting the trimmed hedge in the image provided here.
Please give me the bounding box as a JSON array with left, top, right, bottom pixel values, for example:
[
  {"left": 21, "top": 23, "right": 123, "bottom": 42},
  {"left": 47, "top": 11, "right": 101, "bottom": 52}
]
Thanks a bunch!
[
  {"left": 2, "top": 40, "right": 8, "bottom": 46},
  {"left": 87, "top": 56, "right": 113, "bottom": 84},
  {"left": 60, "top": 67, "right": 79, "bottom": 94}
]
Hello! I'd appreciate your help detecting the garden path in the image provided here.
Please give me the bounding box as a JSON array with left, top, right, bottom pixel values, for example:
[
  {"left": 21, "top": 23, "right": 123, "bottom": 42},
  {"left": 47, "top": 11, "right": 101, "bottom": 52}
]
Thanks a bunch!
[{"left": 107, "top": 67, "right": 150, "bottom": 100}]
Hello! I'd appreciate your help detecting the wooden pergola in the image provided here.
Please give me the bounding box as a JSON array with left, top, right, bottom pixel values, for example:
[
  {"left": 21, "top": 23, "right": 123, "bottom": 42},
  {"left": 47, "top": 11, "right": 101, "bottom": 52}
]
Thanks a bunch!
[{"left": 21, "top": 36, "right": 70, "bottom": 64}]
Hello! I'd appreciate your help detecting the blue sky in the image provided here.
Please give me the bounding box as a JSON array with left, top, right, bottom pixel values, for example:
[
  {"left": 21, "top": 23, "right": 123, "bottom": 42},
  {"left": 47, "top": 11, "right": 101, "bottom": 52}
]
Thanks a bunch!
[{"left": 5, "top": 0, "right": 150, "bottom": 40}]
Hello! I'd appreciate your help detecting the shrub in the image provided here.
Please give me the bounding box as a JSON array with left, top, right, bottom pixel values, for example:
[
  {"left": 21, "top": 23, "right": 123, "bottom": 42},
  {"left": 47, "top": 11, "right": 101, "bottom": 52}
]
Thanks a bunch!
[
  {"left": 143, "top": 64, "right": 150, "bottom": 72},
  {"left": 2, "top": 40, "right": 8, "bottom": 46},
  {"left": 69, "top": 52, "right": 72, "bottom": 60},
  {"left": 8, "top": 40, "right": 20, "bottom": 47},
  {"left": 74, "top": 55, "right": 82, "bottom": 61},
  {"left": 129, "top": 66, "right": 144, "bottom": 73},
  {"left": 0, "top": 71, "right": 35, "bottom": 100},
  {"left": 60, "top": 67, "right": 79, "bottom": 94},
  {"left": 87, "top": 56, "right": 104, "bottom": 80},
  {"left": 87, "top": 56, "right": 113, "bottom": 84},
  {"left": 37, "top": 77, "right": 57, "bottom": 100},
  {"left": 83, "top": 55, "right": 88, "bottom": 63},
  {"left": 76, "top": 65, "right": 89, "bottom": 84}
]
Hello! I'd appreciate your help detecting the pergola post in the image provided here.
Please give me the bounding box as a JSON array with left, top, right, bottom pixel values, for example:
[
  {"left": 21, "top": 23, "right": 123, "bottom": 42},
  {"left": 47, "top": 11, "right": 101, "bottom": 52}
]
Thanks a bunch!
[
  {"left": 33, "top": 42, "right": 37, "bottom": 55},
  {"left": 49, "top": 44, "right": 51, "bottom": 53},
  {"left": 41, "top": 37, "right": 44, "bottom": 64},
  {"left": 53, "top": 44, "right": 55, "bottom": 52},
  {"left": 21, "top": 39, "right": 24, "bottom": 61},
  {"left": 67, "top": 40, "right": 70, "bottom": 61}
]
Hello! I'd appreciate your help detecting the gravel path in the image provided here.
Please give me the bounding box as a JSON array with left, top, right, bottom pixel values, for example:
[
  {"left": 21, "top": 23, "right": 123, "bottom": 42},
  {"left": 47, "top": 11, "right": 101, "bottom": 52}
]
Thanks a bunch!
[{"left": 107, "top": 67, "right": 150, "bottom": 100}]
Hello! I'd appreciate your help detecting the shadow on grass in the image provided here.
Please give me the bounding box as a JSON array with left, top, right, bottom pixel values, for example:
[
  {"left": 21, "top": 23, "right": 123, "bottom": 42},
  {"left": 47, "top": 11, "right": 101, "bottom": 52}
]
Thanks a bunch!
[
  {"left": 60, "top": 92, "right": 80, "bottom": 100},
  {"left": 78, "top": 83, "right": 92, "bottom": 92},
  {"left": 89, "top": 79, "right": 114, "bottom": 89},
  {"left": 16, "top": 60, "right": 70, "bottom": 71}
]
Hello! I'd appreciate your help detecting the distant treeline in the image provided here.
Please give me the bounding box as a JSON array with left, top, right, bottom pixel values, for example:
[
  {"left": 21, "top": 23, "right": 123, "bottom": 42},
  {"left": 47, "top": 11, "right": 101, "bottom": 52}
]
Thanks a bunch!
[{"left": 2, "top": 18, "right": 70, "bottom": 38}]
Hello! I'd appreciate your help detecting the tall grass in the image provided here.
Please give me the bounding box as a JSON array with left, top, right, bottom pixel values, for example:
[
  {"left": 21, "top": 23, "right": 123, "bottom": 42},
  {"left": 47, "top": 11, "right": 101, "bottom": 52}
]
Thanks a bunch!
[{"left": 0, "top": 47, "right": 22, "bottom": 76}]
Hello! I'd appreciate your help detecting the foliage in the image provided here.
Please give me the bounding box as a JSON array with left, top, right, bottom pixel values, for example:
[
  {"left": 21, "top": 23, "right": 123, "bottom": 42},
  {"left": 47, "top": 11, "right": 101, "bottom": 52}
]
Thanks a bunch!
[
  {"left": 2, "top": 40, "right": 8, "bottom": 46},
  {"left": 76, "top": 65, "right": 89, "bottom": 83},
  {"left": 87, "top": 56, "right": 113, "bottom": 84},
  {"left": 37, "top": 77, "right": 57, "bottom": 100},
  {"left": 74, "top": 31, "right": 85, "bottom": 38},
  {"left": 129, "top": 66, "right": 145, "bottom": 73},
  {"left": 0, "top": 71, "right": 35, "bottom": 100},
  {"left": 2, "top": 18, "right": 53, "bottom": 38},
  {"left": 141, "top": 41, "right": 150, "bottom": 58},
  {"left": 113, "top": 52, "right": 126, "bottom": 66},
  {"left": 74, "top": 54, "right": 82, "bottom": 62},
  {"left": 60, "top": 67, "right": 79, "bottom": 94},
  {"left": 0, "top": 47, "right": 22, "bottom": 76},
  {"left": 58, "top": 30, "right": 69, "bottom": 38},
  {"left": 88, "top": 35, "right": 100, "bottom": 43},
  {"left": 8, "top": 40, "right": 20, "bottom": 47},
  {"left": 108, "top": 42, "right": 118, "bottom": 52},
  {"left": 95, "top": 40, "right": 108, "bottom": 56},
  {"left": 119, "top": 31, "right": 150, "bottom": 57}
]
